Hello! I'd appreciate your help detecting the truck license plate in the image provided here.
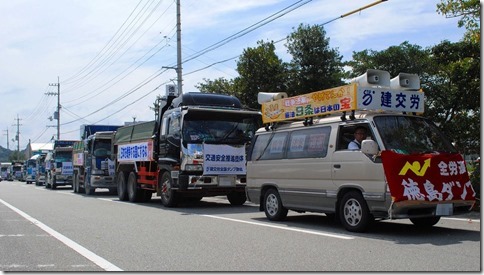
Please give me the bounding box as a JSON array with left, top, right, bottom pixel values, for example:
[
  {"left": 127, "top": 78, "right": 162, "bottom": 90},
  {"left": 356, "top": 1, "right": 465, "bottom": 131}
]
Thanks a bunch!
[
  {"left": 219, "top": 176, "right": 235, "bottom": 187},
  {"left": 436, "top": 203, "right": 453, "bottom": 216}
]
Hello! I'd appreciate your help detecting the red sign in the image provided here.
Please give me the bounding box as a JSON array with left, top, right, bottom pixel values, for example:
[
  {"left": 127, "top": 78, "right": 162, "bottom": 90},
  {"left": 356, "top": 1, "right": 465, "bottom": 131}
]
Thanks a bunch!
[{"left": 381, "top": 151, "right": 476, "bottom": 203}]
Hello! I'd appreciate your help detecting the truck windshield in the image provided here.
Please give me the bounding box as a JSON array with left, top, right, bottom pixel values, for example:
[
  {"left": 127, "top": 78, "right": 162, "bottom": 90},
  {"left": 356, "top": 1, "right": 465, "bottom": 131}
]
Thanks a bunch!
[
  {"left": 93, "top": 140, "right": 112, "bottom": 157},
  {"left": 374, "top": 116, "right": 457, "bottom": 154},
  {"left": 55, "top": 151, "right": 73, "bottom": 166},
  {"left": 183, "top": 117, "right": 258, "bottom": 145}
]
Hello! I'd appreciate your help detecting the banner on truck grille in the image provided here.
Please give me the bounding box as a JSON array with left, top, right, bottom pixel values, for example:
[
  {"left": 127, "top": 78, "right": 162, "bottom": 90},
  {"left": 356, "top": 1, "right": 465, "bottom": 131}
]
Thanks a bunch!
[
  {"left": 381, "top": 151, "right": 475, "bottom": 203},
  {"left": 62, "top": 162, "right": 73, "bottom": 175},
  {"left": 118, "top": 141, "right": 153, "bottom": 162},
  {"left": 203, "top": 144, "right": 246, "bottom": 175}
]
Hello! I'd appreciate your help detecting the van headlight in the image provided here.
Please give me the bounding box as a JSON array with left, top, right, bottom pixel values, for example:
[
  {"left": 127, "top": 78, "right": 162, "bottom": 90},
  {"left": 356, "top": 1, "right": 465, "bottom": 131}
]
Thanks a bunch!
[{"left": 185, "top": 164, "right": 203, "bottom": 171}]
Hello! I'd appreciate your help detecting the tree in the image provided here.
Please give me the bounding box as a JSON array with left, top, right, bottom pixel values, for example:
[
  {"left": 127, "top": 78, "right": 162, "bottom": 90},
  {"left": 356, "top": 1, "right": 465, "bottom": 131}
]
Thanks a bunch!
[
  {"left": 195, "top": 77, "right": 236, "bottom": 95},
  {"left": 285, "top": 24, "right": 344, "bottom": 95},
  {"left": 345, "top": 41, "right": 432, "bottom": 80},
  {"left": 234, "top": 40, "right": 288, "bottom": 109},
  {"left": 437, "top": 0, "right": 480, "bottom": 43},
  {"left": 425, "top": 40, "right": 480, "bottom": 154},
  {"left": 346, "top": 40, "right": 480, "bottom": 155}
]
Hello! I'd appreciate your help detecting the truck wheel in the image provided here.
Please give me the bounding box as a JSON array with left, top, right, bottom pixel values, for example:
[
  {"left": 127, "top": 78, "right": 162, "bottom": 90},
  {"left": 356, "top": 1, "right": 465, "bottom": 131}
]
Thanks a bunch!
[
  {"left": 160, "top": 171, "right": 178, "bottom": 207},
  {"left": 127, "top": 172, "right": 143, "bottom": 202},
  {"left": 73, "top": 175, "right": 78, "bottom": 193},
  {"left": 117, "top": 171, "right": 128, "bottom": 201},
  {"left": 339, "top": 191, "right": 373, "bottom": 232},
  {"left": 263, "top": 188, "right": 288, "bottom": 221},
  {"left": 85, "top": 174, "right": 95, "bottom": 195},
  {"left": 410, "top": 217, "right": 440, "bottom": 228},
  {"left": 227, "top": 192, "right": 246, "bottom": 205}
]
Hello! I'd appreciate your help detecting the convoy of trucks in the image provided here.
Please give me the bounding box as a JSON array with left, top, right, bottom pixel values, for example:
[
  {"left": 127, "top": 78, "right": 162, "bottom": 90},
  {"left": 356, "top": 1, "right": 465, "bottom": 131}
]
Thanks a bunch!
[
  {"left": 2, "top": 69, "right": 476, "bottom": 233},
  {"left": 72, "top": 125, "right": 121, "bottom": 195}
]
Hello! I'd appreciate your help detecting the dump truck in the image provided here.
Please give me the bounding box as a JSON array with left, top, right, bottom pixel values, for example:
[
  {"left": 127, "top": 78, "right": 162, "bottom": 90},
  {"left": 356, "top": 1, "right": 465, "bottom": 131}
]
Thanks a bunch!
[
  {"left": 72, "top": 125, "right": 121, "bottom": 195},
  {"left": 113, "top": 92, "right": 261, "bottom": 207},
  {"left": 45, "top": 140, "right": 76, "bottom": 189}
]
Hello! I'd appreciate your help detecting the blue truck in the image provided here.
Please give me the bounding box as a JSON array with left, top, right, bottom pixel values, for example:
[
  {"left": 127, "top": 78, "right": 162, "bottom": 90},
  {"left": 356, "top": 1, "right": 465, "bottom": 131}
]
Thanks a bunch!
[{"left": 72, "top": 124, "right": 121, "bottom": 195}]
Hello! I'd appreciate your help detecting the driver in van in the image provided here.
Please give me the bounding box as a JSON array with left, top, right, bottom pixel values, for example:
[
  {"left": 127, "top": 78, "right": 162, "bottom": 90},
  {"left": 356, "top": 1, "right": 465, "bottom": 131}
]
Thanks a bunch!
[{"left": 348, "top": 126, "right": 367, "bottom": 150}]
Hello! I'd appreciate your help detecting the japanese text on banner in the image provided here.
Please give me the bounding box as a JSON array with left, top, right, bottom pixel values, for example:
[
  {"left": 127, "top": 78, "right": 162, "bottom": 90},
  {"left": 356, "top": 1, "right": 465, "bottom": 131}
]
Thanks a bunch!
[
  {"left": 381, "top": 151, "right": 475, "bottom": 203},
  {"left": 203, "top": 144, "right": 246, "bottom": 175}
]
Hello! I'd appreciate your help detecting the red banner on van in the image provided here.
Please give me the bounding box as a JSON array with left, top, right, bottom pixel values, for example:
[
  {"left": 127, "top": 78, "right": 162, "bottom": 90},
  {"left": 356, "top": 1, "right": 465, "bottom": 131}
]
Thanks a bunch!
[{"left": 381, "top": 151, "right": 476, "bottom": 203}]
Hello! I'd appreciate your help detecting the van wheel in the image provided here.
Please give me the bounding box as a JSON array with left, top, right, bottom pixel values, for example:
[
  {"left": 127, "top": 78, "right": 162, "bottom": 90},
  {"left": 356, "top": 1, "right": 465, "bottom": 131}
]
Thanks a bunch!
[
  {"left": 410, "top": 217, "right": 440, "bottom": 227},
  {"left": 117, "top": 171, "right": 128, "bottom": 201},
  {"left": 227, "top": 192, "right": 246, "bottom": 205},
  {"left": 339, "top": 191, "right": 373, "bottom": 232},
  {"left": 160, "top": 171, "right": 178, "bottom": 207},
  {"left": 263, "top": 188, "right": 288, "bottom": 221}
]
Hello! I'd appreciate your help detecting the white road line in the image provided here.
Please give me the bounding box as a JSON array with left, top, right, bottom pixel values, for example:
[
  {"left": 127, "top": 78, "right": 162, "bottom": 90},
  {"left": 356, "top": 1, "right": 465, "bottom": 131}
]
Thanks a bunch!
[
  {"left": 0, "top": 198, "right": 122, "bottom": 271},
  {"left": 200, "top": 214, "right": 354, "bottom": 240},
  {"left": 442, "top": 217, "right": 480, "bottom": 222}
]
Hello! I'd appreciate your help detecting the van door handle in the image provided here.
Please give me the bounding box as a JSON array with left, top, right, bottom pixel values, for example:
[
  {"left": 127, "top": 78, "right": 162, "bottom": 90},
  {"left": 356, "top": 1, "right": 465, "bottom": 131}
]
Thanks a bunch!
[{"left": 333, "top": 164, "right": 341, "bottom": 169}]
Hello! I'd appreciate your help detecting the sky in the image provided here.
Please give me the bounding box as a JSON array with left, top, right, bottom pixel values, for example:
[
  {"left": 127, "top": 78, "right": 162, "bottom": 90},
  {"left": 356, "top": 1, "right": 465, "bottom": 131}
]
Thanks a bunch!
[{"left": 0, "top": 0, "right": 467, "bottom": 150}]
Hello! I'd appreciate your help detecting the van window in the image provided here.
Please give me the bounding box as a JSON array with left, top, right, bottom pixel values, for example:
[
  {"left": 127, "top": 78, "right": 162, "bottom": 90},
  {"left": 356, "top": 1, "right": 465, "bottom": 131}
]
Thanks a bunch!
[
  {"left": 251, "top": 132, "right": 288, "bottom": 160},
  {"left": 287, "top": 127, "right": 330, "bottom": 159}
]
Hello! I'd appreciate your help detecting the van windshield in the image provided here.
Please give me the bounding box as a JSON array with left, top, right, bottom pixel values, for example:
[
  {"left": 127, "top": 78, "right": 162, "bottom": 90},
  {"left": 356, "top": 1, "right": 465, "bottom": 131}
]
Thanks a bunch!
[{"left": 374, "top": 116, "right": 457, "bottom": 154}]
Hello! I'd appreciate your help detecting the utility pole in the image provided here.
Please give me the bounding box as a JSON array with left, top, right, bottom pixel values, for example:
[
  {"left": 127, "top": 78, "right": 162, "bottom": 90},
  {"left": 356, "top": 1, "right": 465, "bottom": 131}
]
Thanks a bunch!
[
  {"left": 12, "top": 115, "right": 22, "bottom": 160},
  {"left": 3, "top": 128, "right": 9, "bottom": 150},
  {"left": 176, "top": 0, "right": 183, "bottom": 94},
  {"left": 46, "top": 76, "right": 60, "bottom": 140}
]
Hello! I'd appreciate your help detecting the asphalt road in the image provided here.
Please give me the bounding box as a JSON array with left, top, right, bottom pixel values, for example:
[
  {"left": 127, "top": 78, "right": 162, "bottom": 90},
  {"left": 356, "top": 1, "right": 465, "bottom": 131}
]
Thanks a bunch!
[{"left": 0, "top": 180, "right": 480, "bottom": 272}]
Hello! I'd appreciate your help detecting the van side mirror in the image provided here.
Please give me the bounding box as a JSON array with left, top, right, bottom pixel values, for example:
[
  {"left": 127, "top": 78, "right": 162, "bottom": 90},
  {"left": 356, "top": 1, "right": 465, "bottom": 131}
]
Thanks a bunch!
[{"left": 361, "top": 140, "right": 379, "bottom": 155}]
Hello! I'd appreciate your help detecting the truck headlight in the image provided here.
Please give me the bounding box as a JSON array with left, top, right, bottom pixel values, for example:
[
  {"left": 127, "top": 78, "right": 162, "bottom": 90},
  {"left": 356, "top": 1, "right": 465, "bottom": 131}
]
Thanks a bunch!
[{"left": 185, "top": 164, "right": 203, "bottom": 171}]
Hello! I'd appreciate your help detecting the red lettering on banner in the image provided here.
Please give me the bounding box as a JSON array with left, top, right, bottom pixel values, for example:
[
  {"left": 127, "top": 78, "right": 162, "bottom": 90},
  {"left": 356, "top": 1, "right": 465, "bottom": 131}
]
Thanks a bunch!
[{"left": 381, "top": 151, "right": 476, "bottom": 203}]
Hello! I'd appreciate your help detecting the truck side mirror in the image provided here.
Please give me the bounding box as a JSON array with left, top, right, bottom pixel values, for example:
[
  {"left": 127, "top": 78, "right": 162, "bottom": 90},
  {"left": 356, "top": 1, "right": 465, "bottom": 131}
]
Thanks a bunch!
[{"left": 361, "top": 140, "right": 379, "bottom": 155}]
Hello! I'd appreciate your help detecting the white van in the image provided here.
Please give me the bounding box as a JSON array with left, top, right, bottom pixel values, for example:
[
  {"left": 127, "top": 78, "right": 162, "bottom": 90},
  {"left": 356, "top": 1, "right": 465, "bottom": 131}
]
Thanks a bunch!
[{"left": 246, "top": 70, "right": 476, "bottom": 232}]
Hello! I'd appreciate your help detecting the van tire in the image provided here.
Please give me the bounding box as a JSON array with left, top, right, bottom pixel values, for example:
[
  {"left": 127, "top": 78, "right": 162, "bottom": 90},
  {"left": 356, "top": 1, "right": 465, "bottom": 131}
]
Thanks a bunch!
[
  {"left": 410, "top": 217, "right": 440, "bottom": 227},
  {"left": 160, "top": 171, "right": 178, "bottom": 207},
  {"left": 263, "top": 188, "right": 288, "bottom": 221},
  {"left": 117, "top": 171, "right": 128, "bottom": 201},
  {"left": 339, "top": 191, "right": 373, "bottom": 232}
]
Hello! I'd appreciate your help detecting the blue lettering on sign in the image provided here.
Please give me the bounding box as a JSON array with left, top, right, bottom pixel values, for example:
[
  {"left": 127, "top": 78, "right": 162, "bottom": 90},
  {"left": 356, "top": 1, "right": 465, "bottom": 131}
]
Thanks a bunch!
[
  {"left": 205, "top": 154, "right": 244, "bottom": 162},
  {"left": 362, "top": 89, "right": 374, "bottom": 106},
  {"left": 380, "top": 91, "right": 392, "bottom": 108},
  {"left": 410, "top": 94, "right": 420, "bottom": 110},
  {"left": 120, "top": 143, "right": 149, "bottom": 160},
  {"left": 395, "top": 92, "right": 406, "bottom": 108}
]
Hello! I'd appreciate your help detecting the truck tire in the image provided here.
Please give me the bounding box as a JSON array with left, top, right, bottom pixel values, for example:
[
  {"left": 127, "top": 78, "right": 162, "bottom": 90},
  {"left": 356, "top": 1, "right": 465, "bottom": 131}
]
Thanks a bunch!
[
  {"left": 263, "top": 188, "right": 288, "bottom": 221},
  {"left": 227, "top": 191, "right": 246, "bottom": 205},
  {"left": 84, "top": 174, "right": 95, "bottom": 195},
  {"left": 339, "top": 191, "right": 373, "bottom": 232},
  {"left": 73, "top": 174, "right": 78, "bottom": 193},
  {"left": 160, "top": 171, "right": 178, "bottom": 207},
  {"left": 127, "top": 172, "right": 143, "bottom": 202},
  {"left": 117, "top": 171, "right": 128, "bottom": 201}
]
